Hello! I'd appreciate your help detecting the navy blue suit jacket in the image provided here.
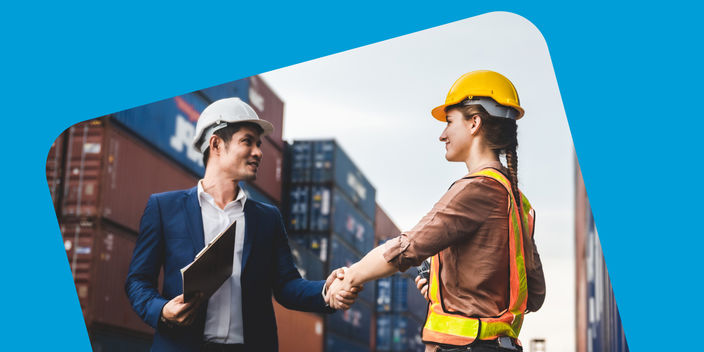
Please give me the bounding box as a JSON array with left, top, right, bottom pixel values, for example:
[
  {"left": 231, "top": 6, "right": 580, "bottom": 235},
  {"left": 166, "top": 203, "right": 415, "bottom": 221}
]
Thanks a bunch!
[{"left": 125, "top": 186, "right": 332, "bottom": 352}]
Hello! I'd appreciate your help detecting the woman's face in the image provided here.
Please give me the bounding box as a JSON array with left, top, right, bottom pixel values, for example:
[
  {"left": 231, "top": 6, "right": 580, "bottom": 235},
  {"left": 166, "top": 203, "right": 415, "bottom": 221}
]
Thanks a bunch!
[{"left": 439, "top": 109, "right": 475, "bottom": 162}]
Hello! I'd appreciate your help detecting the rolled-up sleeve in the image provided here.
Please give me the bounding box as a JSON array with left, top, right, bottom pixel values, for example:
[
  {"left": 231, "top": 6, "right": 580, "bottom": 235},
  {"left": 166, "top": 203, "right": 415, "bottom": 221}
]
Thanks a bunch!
[{"left": 382, "top": 178, "right": 506, "bottom": 272}]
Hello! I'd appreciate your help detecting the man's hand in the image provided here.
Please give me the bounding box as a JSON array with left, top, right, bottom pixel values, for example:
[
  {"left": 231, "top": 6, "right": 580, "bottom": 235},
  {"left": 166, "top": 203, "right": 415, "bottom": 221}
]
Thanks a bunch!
[
  {"left": 415, "top": 276, "right": 428, "bottom": 300},
  {"left": 161, "top": 293, "right": 203, "bottom": 327},
  {"left": 324, "top": 267, "right": 363, "bottom": 310}
]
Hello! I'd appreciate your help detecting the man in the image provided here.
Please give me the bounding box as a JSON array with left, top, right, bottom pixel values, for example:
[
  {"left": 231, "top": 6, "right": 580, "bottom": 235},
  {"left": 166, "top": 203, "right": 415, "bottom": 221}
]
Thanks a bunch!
[{"left": 126, "top": 97, "right": 359, "bottom": 352}]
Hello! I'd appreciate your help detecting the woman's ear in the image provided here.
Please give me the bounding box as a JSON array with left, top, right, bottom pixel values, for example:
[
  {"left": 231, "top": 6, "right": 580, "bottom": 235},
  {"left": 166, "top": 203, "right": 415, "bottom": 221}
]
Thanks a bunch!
[{"left": 467, "top": 114, "right": 482, "bottom": 136}]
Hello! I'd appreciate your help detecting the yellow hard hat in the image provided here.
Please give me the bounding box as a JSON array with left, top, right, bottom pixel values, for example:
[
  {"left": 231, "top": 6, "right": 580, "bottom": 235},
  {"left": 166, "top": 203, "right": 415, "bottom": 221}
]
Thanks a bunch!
[{"left": 431, "top": 70, "right": 525, "bottom": 121}]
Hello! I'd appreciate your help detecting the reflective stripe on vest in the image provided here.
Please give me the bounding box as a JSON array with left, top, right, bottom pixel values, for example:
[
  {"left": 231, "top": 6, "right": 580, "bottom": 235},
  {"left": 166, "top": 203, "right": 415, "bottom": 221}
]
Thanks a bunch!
[{"left": 422, "top": 168, "right": 535, "bottom": 346}]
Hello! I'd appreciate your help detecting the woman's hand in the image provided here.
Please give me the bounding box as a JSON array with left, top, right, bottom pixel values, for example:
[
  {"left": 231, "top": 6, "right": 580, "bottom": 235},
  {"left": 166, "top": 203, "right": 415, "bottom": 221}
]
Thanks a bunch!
[{"left": 415, "top": 276, "right": 429, "bottom": 300}]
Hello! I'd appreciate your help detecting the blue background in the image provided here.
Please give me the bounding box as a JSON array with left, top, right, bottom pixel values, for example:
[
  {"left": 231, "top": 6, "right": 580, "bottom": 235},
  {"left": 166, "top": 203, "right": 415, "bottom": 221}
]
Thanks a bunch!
[{"left": 1, "top": 1, "right": 700, "bottom": 350}]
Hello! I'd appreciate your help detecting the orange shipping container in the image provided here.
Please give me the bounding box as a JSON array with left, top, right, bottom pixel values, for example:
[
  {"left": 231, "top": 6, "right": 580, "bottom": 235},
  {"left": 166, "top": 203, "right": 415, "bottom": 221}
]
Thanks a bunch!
[{"left": 273, "top": 299, "right": 324, "bottom": 352}]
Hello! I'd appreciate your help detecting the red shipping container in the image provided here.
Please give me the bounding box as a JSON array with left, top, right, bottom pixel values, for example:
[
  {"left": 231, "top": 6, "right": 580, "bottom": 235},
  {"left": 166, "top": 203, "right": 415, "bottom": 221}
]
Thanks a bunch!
[
  {"left": 60, "top": 118, "right": 199, "bottom": 232},
  {"left": 250, "top": 139, "right": 283, "bottom": 204},
  {"left": 60, "top": 218, "right": 158, "bottom": 334},
  {"left": 375, "top": 204, "right": 401, "bottom": 242},
  {"left": 46, "top": 131, "right": 66, "bottom": 212},
  {"left": 249, "top": 76, "right": 284, "bottom": 150},
  {"left": 273, "top": 299, "right": 324, "bottom": 352}
]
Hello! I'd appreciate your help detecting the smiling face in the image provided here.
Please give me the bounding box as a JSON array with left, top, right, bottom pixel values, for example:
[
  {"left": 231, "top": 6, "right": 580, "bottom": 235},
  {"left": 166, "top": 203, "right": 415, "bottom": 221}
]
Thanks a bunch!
[
  {"left": 213, "top": 125, "right": 263, "bottom": 182},
  {"left": 439, "top": 109, "right": 477, "bottom": 162}
]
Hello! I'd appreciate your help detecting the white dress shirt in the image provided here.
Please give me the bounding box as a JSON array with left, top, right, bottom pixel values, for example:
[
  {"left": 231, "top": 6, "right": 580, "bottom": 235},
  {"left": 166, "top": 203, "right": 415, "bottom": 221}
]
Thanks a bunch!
[{"left": 197, "top": 181, "right": 246, "bottom": 344}]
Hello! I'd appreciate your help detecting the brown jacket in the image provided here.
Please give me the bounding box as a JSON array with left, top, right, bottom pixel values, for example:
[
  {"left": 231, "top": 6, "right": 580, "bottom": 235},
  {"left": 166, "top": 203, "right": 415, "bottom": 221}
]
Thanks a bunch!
[{"left": 383, "top": 161, "right": 546, "bottom": 320}]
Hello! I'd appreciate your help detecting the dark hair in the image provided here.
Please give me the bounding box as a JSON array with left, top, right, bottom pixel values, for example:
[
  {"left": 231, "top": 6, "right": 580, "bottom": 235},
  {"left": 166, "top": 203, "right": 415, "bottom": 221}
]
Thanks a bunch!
[
  {"left": 202, "top": 122, "right": 264, "bottom": 167},
  {"left": 446, "top": 103, "right": 534, "bottom": 260}
]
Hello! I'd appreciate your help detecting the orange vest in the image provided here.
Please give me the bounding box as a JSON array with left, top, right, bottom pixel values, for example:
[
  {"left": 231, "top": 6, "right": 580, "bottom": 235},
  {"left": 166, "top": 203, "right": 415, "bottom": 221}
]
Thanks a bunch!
[{"left": 422, "top": 168, "right": 535, "bottom": 346}]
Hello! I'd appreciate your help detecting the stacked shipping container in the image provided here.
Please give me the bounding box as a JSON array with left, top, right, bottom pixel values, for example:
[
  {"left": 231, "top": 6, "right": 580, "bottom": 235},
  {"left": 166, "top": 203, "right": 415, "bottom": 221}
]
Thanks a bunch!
[
  {"left": 575, "top": 162, "right": 629, "bottom": 352},
  {"left": 285, "top": 140, "right": 377, "bottom": 351},
  {"left": 374, "top": 206, "right": 426, "bottom": 352}
]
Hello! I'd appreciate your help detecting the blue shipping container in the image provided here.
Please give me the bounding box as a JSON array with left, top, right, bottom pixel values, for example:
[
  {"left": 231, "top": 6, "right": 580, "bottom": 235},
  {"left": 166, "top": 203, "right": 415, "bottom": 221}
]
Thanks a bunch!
[
  {"left": 329, "top": 236, "right": 374, "bottom": 304},
  {"left": 309, "top": 186, "right": 374, "bottom": 255},
  {"left": 289, "top": 141, "right": 314, "bottom": 183},
  {"left": 288, "top": 185, "right": 310, "bottom": 232},
  {"left": 198, "top": 79, "right": 250, "bottom": 104},
  {"left": 326, "top": 300, "right": 373, "bottom": 346},
  {"left": 392, "top": 275, "right": 408, "bottom": 313},
  {"left": 288, "top": 238, "right": 324, "bottom": 281},
  {"left": 392, "top": 315, "right": 425, "bottom": 352},
  {"left": 405, "top": 275, "right": 428, "bottom": 321},
  {"left": 112, "top": 93, "right": 214, "bottom": 177},
  {"left": 376, "top": 314, "right": 393, "bottom": 351},
  {"left": 325, "top": 332, "right": 370, "bottom": 352},
  {"left": 304, "top": 140, "right": 376, "bottom": 220},
  {"left": 376, "top": 276, "right": 392, "bottom": 312}
]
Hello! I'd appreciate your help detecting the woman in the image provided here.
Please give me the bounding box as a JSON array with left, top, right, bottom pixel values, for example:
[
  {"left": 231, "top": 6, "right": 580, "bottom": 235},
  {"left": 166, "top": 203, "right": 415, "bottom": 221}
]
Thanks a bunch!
[{"left": 327, "top": 70, "right": 546, "bottom": 352}]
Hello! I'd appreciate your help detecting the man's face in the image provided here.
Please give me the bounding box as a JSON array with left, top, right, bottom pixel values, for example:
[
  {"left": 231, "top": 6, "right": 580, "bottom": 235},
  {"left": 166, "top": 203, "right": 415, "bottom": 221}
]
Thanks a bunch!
[{"left": 216, "top": 126, "right": 263, "bottom": 181}]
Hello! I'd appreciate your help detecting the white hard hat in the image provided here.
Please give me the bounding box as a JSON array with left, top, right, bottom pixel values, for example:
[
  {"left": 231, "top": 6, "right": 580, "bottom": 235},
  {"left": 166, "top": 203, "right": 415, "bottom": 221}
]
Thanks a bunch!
[{"left": 192, "top": 97, "right": 274, "bottom": 153}]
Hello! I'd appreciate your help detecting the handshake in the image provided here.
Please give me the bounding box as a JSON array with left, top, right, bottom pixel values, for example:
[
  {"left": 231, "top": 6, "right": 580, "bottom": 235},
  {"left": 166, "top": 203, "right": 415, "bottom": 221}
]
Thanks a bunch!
[
  {"left": 323, "top": 267, "right": 363, "bottom": 310},
  {"left": 322, "top": 265, "right": 431, "bottom": 311}
]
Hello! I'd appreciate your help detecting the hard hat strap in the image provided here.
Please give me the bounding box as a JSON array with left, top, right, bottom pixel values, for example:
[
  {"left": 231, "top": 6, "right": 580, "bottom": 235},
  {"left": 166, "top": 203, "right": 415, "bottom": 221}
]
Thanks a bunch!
[
  {"left": 461, "top": 97, "right": 519, "bottom": 120},
  {"left": 198, "top": 121, "right": 229, "bottom": 153}
]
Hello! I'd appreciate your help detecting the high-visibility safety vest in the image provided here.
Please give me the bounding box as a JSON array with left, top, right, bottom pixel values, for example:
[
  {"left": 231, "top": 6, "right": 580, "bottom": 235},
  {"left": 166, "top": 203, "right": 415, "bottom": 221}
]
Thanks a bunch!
[{"left": 422, "top": 168, "right": 536, "bottom": 346}]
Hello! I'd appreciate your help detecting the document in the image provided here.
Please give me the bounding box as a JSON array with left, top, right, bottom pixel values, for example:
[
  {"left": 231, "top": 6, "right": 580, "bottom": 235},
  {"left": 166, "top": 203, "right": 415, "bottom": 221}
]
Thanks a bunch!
[{"left": 180, "top": 221, "right": 236, "bottom": 302}]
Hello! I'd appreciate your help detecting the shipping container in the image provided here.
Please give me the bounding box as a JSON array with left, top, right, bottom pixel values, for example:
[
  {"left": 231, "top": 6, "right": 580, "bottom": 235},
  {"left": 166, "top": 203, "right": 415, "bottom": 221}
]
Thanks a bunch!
[
  {"left": 329, "top": 236, "right": 374, "bottom": 304},
  {"left": 60, "top": 218, "right": 155, "bottom": 334},
  {"left": 375, "top": 204, "right": 401, "bottom": 242},
  {"left": 273, "top": 300, "right": 324, "bottom": 352},
  {"left": 405, "top": 273, "right": 428, "bottom": 322},
  {"left": 376, "top": 276, "right": 392, "bottom": 313},
  {"left": 375, "top": 314, "right": 392, "bottom": 351},
  {"left": 575, "top": 162, "right": 629, "bottom": 352},
  {"left": 309, "top": 140, "right": 376, "bottom": 220},
  {"left": 248, "top": 76, "right": 285, "bottom": 149},
  {"left": 288, "top": 185, "right": 310, "bottom": 232},
  {"left": 289, "top": 141, "right": 314, "bottom": 184},
  {"left": 288, "top": 238, "right": 325, "bottom": 281},
  {"left": 376, "top": 313, "right": 425, "bottom": 352},
  {"left": 309, "top": 186, "right": 374, "bottom": 254},
  {"left": 112, "top": 93, "right": 211, "bottom": 177},
  {"left": 326, "top": 331, "right": 371, "bottom": 352},
  {"left": 60, "top": 119, "right": 200, "bottom": 232},
  {"left": 198, "top": 78, "right": 250, "bottom": 106},
  {"left": 326, "top": 300, "right": 373, "bottom": 346},
  {"left": 390, "top": 314, "right": 424, "bottom": 352},
  {"left": 46, "top": 131, "right": 66, "bottom": 212}
]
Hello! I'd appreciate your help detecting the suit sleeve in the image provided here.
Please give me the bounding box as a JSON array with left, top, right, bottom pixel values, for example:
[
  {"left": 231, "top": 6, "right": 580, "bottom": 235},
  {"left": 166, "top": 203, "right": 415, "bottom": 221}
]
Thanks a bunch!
[
  {"left": 125, "top": 195, "right": 169, "bottom": 329},
  {"left": 270, "top": 207, "right": 335, "bottom": 314}
]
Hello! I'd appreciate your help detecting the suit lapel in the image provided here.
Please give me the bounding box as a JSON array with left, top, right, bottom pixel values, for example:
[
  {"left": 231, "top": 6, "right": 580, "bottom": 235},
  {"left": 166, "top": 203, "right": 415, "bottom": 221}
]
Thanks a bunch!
[
  {"left": 184, "top": 186, "right": 205, "bottom": 256},
  {"left": 241, "top": 200, "right": 255, "bottom": 269}
]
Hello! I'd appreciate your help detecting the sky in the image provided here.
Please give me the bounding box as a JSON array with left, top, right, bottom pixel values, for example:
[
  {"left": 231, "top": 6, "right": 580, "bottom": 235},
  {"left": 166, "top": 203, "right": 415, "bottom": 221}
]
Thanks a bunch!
[{"left": 262, "top": 12, "right": 576, "bottom": 351}]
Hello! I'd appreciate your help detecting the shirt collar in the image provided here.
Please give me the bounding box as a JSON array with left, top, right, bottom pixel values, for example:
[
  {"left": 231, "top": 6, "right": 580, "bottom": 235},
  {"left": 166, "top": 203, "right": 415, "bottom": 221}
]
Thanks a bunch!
[{"left": 197, "top": 180, "right": 248, "bottom": 209}]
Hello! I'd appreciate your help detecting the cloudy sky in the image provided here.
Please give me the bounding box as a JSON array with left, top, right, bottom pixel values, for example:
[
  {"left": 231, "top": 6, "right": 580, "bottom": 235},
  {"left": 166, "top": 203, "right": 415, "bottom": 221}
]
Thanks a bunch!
[{"left": 262, "top": 12, "right": 575, "bottom": 351}]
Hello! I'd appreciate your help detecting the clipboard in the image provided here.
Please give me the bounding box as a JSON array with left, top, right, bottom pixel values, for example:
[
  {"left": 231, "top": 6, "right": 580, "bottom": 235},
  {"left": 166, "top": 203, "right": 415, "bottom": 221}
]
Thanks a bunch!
[{"left": 180, "top": 220, "right": 237, "bottom": 302}]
